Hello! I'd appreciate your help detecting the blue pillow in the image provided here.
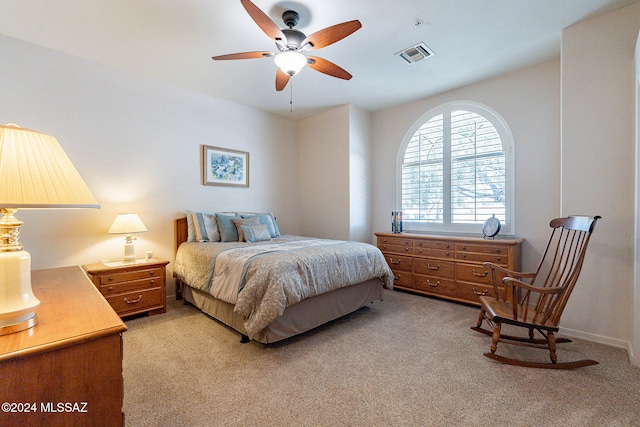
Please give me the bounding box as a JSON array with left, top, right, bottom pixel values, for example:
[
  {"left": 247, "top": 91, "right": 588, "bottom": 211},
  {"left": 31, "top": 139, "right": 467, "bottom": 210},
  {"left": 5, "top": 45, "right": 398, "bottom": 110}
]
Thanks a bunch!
[
  {"left": 215, "top": 213, "right": 242, "bottom": 242},
  {"left": 240, "top": 213, "right": 281, "bottom": 238}
]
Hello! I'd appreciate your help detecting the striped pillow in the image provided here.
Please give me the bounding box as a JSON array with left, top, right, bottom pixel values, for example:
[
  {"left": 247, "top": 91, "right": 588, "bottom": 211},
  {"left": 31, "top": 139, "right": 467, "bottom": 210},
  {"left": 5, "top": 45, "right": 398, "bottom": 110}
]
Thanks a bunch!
[{"left": 188, "top": 211, "right": 220, "bottom": 242}]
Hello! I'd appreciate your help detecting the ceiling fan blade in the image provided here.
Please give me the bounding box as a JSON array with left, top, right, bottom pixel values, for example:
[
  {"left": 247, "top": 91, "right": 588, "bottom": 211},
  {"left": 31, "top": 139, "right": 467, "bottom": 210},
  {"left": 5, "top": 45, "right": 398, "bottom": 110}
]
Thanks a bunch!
[
  {"left": 307, "top": 56, "right": 352, "bottom": 80},
  {"left": 241, "top": 0, "right": 286, "bottom": 44},
  {"left": 212, "top": 51, "right": 274, "bottom": 60},
  {"left": 275, "top": 68, "right": 290, "bottom": 91},
  {"left": 302, "top": 20, "right": 362, "bottom": 50}
]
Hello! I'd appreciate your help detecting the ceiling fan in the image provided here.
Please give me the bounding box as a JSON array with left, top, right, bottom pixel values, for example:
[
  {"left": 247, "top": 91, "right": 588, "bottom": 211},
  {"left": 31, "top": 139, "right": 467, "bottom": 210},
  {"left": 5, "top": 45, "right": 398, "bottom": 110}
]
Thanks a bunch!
[{"left": 212, "top": 0, "right": 362, "bottom": 91}]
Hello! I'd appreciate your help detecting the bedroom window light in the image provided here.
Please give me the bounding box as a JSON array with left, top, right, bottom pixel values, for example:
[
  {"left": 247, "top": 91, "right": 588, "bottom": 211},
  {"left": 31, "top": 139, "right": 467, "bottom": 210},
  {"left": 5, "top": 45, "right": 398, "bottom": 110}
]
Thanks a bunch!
[{"left": 398, "top": 101, "right": 515, "bottom": 235}]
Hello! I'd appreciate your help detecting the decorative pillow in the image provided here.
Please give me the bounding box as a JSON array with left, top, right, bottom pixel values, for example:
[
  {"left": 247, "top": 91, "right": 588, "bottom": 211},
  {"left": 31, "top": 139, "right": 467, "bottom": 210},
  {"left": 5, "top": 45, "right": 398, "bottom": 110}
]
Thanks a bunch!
[
  {"left": 233, "top": 216, "right": 261, "bottom": 242},
  {"left": 215, "top": 213, "right": 243, "bottom": 242},
  {"left": 191, "top": 212, "right": 220, "bottom": 242},
  {"left": 241, "top": 224, "right": 272, "bottom": 243},
  {"left": 186, "top": 210, "right": 220, "bottom": 242},
  {"left": 240, "top": 212, "right": 281, "bottom": 238}
]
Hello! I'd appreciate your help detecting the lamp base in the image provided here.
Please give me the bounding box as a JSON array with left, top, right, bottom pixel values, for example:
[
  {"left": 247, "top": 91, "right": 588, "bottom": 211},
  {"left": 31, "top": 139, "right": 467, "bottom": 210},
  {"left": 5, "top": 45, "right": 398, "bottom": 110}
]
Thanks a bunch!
[{"left": 0, "top": 313, "right": 38, "bottom": 336}]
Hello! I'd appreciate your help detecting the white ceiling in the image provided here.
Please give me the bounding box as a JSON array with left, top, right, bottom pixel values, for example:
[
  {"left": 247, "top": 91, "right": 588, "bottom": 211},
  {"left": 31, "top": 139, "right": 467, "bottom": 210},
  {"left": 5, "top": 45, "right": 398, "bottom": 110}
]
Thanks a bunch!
[{"left": 1, "top": 0, "right": 638, "bottom": 120}]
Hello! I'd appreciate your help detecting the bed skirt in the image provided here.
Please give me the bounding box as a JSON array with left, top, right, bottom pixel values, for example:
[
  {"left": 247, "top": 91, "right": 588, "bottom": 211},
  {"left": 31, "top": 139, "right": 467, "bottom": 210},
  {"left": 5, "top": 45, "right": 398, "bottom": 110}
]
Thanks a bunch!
[{"left": 182, "top": 279, "right": 384, "bottom": 344}]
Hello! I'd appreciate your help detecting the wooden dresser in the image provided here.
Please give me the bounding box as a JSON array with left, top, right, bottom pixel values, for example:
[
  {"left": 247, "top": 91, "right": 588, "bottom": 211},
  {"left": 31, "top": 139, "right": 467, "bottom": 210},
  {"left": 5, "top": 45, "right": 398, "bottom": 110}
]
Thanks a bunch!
[
  {"left": 0, "top": 266, "right": 127, "bottom": 427},
  {"left": 83, "top": 258, "right": 169, "bottom": 318},
  {"left": 375, "top": 232, "right": 524, "bottom": 305}
]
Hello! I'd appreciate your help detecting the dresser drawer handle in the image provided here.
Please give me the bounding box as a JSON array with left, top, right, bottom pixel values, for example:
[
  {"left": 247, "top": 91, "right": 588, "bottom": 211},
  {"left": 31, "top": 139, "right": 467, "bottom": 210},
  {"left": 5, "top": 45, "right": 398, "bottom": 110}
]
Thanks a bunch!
[
  {"left": 149, "top": 271, "right": 156, "bottom": 276},
  {"left": 417, "top": 248, "right": 423, "bottom": 254},
  {"left": 389, "top": 258, "right": 402, "bottom": 265},
  {"left": 404, "top": 247, "right": 410, "bottom": 252},
  {"left": 394, "top": 274, "right": 402, "bottom": 281},
  {"left": 417, "top": 242, "right": 423, "bottom": 247},
  {"left": 426, "top": 279, "right": 440, "bottom": 287},
  {"left": 472, "top": 287, "right": 489, "bottom": 296},
  {"left": 426, "top": 263, "right": 440, "bottom": 270},
  {"left": 124, "top": 295, "right": 142, "bottom": 304},
  {"left": 382, "top": 239, "right": 388, "bottom": 243},
  {"left": 108, "top": 286, "right": 114, "bottom": 291},
  {"left": 108, "top": 276, "right": 114, "bottom": 282},
  {"left": 471, "top": 269, "right": 488, "bottom": 278},
  {"left": 495, "top": 248, "right": 502, "bottom": 253}
]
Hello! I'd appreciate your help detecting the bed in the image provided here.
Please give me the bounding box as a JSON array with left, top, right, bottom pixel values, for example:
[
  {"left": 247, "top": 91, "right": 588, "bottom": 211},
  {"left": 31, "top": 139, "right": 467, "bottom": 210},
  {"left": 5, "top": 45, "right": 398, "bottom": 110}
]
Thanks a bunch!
[{"left": 173, "top": 214, "right": 393, "bottom": 344}]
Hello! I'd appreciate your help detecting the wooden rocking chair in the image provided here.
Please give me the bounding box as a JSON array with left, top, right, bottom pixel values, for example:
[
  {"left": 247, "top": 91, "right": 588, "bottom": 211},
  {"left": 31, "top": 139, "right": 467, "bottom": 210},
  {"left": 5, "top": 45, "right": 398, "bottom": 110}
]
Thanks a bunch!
[{"left": 472, "top": 215, "right": 601, "bottom": 369}]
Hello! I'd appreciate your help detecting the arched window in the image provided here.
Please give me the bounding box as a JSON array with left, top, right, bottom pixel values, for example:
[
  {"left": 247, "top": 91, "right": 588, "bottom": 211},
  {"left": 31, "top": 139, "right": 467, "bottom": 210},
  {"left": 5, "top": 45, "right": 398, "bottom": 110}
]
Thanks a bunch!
[{"left": 398, "top": 102, "right": 514, "bottom": 234}]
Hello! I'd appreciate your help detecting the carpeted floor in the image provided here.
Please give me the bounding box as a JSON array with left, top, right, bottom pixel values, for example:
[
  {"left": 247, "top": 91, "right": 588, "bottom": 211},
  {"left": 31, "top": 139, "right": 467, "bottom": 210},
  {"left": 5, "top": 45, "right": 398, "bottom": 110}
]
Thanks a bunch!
[{"left": 122, "top": 290, "right": 640, "bottom": 426}]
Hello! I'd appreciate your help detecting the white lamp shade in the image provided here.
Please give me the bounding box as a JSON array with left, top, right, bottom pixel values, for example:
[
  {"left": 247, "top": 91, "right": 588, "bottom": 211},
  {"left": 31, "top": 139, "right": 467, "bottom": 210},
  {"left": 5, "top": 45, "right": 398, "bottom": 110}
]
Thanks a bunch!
[
  {"left": 108, "top": 213, "right": 147, "bottom": 234},
  {"left": 0, "top": 124, "right": 99, "bottom": 208},
  {"left": 274, "top": 51, "right": 307, "bottom": 76}
]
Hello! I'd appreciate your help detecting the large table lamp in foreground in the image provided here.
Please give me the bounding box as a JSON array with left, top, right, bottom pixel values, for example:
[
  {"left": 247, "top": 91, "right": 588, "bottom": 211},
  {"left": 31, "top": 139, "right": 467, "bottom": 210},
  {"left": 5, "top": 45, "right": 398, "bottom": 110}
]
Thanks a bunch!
[
  {"left": 108, "top": 213, "right": 147, "bottom": 263},
  {"left": 0, "top": 124, "right": 99, "bottom": 335}
]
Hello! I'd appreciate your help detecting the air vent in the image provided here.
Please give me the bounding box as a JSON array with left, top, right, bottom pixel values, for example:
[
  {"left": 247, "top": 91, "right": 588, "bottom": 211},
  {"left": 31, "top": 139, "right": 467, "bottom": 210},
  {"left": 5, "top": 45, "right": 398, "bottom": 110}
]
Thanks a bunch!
[{"left": 395, "top": 42, "right": 434, "bottom": 64}]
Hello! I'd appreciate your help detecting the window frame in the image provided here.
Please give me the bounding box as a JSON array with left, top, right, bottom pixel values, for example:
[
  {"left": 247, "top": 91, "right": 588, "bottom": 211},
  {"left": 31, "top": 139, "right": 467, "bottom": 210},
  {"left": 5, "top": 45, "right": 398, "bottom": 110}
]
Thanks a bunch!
[{"left": 396, "top": 101, "right": 515, "bottom": 235}]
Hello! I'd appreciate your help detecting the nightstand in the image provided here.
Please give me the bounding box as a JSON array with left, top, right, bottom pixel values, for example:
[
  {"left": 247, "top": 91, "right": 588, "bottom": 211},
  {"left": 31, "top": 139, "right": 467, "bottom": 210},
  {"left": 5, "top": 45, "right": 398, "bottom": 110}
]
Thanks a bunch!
[{"left": 83, "top": 258, "right": 169, "bottom": 318}]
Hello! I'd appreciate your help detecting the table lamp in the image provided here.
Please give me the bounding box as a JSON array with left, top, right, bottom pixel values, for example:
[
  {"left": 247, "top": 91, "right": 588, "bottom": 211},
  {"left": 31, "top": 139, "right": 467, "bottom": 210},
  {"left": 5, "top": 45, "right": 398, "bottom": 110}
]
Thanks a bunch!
[
  {"left": 108, "top": 213, "right": 147, "bottom": 263},
  {"left": 0, "top": 124, "right": 99, "bottom": 335}
]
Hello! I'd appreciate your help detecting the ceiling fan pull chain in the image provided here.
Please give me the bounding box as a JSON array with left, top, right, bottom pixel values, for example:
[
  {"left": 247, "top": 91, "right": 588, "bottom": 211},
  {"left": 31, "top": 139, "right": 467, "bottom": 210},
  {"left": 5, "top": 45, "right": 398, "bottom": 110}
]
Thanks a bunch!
[{"left": 290, "top": 80, "right": 294, "bottom": 112}]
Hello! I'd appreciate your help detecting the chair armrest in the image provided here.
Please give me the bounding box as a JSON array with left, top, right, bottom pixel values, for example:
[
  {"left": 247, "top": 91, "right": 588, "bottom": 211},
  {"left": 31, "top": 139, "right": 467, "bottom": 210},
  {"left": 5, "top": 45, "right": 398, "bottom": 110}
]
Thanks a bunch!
[
  {"left": 503, "top": 277, "right": 564, "bottom": 295},
  {"left": 482, "top": 262, "right": 536, "bottom": 279},
  {"left": 483, "top": 262, "right": 536, "bottom": 300}
]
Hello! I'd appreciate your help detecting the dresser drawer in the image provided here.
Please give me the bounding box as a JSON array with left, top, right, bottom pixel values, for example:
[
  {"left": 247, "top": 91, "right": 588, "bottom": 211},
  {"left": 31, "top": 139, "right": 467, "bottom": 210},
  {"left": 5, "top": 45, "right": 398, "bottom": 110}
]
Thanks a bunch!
[
  {"left": 455, "top": 282, "right": 502, "bottom": 304},
  {"left": 390, "top": 270, "right": 412, "bottom": 287},
  {"left": 106, "top": 287, "right": 163, "bottom": 315},
  {"left": 414, "top": 240, "right": 454, "bottom": 250},
  {"left": 456, "top": 243, "right": 507, "bottom": 255},
  {"left": 456, "top": 252, "right": 508, "bottom": 265},
  {"left": 377, "top": 236, "right": 413, "bottom": 247},
  {"left": 413, "top": 259, "right": 455, "bottom": 278},
  {"left": 455, "top": 263, "right": 505, "bottom": 285},
  {"left": 383, "top": 254, "right": 413, "bottom": 272},
  {"left": 414, "top": 247, "right": 455, "bottom": 259},
  {"left": 98, "top": 267, "right": 163, "bottom": 285},
  {"left": 413, "top": 276, "right": 455, "bottom": 296},
  {"left": 379, "top": 243, "right": 413, "bottom": 255},
  {"left": 100, "top": 276, "right": 162, "bottom": 295}
]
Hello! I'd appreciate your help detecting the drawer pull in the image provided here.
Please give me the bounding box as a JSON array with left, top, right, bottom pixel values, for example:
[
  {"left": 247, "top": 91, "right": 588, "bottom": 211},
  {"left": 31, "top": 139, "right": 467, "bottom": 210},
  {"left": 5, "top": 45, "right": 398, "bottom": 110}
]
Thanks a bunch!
[
  {"left": 417, "top": 242, "right": 423, "bottom": 247},
  {"left": 472, "top": 287, "right": 489, "bottom": 296},
  {"left": 108, "top": 286, "right": 114, "bottom": 291},
  {"left": 426, "top": 263, "right": 440, "bottom": 270},
  {"left": 417, "top": 248, "right": 423, "bottom": 253},
  {"left": 427, "top": 280, "right": 440, "bottom": 287},
  {"left": 394, "top": 274, "right": 402, "bottom": 281},
  {"left": 495, "top": 257, "right": 502, "bottom": 261},
  {"left": 495, "top": 248, "right": 502, "bottom": 253},
  {"left": 124, "top": 295, "right": 143, "bottom": 304},
  {"left": 382, "top": 245, "right": 387, "bottom": 249},
  {"left": 389, "top": 258, "right": 402, "bottom": 265},
  {"left": 404, "top": 247, "right": 410, "bottom": 252},
  {"left": 108, "top": 276, "right": 114, "bottom": 282},
  {"left": 471, "top": 269, "right": 488, "bottom": 278},
  {"left": 149, "top": 271, "right": 156, "bottom": 276},
  {"left": 382, "top": 239, "right": 388, "bottom": 243}
]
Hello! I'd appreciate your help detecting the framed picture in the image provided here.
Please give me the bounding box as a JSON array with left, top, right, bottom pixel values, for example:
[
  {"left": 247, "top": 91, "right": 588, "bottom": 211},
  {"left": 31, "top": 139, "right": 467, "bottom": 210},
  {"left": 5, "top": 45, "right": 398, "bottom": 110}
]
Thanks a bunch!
[{"left": 202, "top": 145, "right": 249, "bottom": 187}]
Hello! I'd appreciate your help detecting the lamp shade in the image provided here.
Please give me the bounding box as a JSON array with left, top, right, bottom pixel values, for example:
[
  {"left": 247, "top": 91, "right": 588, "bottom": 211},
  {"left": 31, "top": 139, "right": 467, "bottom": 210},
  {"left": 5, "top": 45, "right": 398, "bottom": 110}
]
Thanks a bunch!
[
  {"left": 108, "top": 213, "right": 147, "bottom": 235},
  {"left": 274, "top": 51, "right": 307, "bottom": 76},
  {"left": 0, "top": 124, "right": 99, "bottom": 208}
]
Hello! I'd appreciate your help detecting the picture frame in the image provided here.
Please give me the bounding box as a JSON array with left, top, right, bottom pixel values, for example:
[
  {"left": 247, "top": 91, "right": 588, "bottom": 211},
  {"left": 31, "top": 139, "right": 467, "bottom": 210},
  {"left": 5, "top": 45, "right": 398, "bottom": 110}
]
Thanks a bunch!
[{"left": 202, "top": 145, "right": 249, "bottom": 187}]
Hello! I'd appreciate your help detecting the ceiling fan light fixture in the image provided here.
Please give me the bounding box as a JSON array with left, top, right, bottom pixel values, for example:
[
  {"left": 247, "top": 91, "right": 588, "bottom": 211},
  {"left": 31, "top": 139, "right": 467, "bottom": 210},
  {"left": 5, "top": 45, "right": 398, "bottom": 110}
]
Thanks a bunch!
[{"left": 274, "top": 51, "right": 307, "bottom": 76}]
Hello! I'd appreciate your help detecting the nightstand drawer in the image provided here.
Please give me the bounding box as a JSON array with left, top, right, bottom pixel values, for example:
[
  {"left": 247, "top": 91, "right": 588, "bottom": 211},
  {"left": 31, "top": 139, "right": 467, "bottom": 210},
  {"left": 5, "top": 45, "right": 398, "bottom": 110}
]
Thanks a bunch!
[
  {"left": 99, "top": 267, "right": 162, "bottom": 285},
  {"left": 106, "top": 287, "right": 163, "bottom": 315},
  {"left": 100, "top": 276, "right": 162, "bottom": 295}
]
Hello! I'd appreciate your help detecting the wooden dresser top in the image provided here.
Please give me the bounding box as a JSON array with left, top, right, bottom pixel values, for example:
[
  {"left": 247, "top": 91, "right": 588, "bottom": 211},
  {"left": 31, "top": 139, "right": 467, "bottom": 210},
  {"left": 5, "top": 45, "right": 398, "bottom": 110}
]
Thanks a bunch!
[{"left": 0, "top": 266, "right": 127, "bottom": 362}]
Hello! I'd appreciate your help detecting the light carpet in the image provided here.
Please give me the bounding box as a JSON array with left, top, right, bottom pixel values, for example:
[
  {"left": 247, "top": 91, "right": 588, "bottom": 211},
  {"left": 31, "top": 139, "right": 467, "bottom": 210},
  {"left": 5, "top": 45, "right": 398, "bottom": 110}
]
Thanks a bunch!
[{"left": 122, "top": 289, "right": 640, "bottom": 426}]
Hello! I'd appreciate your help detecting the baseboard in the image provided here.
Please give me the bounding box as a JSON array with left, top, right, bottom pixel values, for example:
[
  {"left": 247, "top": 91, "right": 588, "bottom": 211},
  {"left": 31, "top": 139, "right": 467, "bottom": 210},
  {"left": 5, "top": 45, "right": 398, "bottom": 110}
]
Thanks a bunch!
[{"left": 559, "top": 326, "right": 630, "bottom": 351}]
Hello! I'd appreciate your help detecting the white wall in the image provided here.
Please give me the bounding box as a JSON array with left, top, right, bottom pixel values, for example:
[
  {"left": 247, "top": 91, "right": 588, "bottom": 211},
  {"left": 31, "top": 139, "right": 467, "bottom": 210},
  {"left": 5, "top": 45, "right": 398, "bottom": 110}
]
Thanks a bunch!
[
  {"left": 560, "top": 3, "right": 640, "bottom": 349},
  {"left": 0, "top": 35, "right": 300, "bottom": 298},
  {"left": 349, "top": 105, "right": 372, "bottom": 242},
  {"left": 371, "top": 59, "right": 561, "bottom": 273},
  {"left": 299, "top": 105, "right": 350, "bottom": 239}
]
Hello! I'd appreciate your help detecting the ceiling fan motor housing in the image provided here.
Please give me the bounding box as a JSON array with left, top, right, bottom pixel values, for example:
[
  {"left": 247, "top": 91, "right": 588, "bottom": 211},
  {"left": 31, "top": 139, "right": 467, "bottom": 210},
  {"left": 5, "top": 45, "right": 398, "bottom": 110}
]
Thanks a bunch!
[{"left": 282, "top": 10, "right": 299, "bottom": 28}]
